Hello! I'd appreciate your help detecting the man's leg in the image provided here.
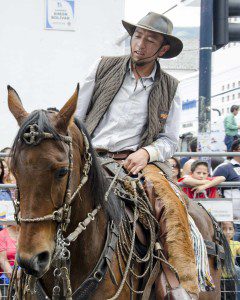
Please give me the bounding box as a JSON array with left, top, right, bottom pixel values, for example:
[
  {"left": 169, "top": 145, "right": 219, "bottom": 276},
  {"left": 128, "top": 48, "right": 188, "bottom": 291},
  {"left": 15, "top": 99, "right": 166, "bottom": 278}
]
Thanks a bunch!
[
  {"left": 142, "top": 164, "right": 199, "bottom": 297},
  {"left": 224, "top": 135, "right": 234, "bottom": 151}
]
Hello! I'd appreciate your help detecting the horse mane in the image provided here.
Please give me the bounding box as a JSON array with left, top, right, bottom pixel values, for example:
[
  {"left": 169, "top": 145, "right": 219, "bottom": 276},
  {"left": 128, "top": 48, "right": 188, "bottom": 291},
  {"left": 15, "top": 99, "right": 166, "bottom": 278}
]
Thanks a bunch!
[
  {"left": 74, "top": 117, "right": 122, "bottom": 225},
  {"left": 11, "top": 110, "right": 122, "bottom": 226}
]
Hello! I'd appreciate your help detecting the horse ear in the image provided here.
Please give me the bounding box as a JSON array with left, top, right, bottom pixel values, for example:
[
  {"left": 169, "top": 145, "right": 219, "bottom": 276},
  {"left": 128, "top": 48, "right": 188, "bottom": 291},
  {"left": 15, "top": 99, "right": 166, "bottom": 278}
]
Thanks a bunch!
[
  {"left": 7, "top": 85, "right": 28, "bottom": 126},
  {"left": 56, "top": 84, "right": 79, "bottom": 132}
]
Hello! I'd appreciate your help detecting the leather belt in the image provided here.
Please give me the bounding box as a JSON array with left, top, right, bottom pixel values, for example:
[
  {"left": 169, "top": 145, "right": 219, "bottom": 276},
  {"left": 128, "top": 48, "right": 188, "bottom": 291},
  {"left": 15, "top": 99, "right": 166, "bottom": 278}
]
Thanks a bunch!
[{"left": 96, "top": 149, "right": 133, "bottom": 160}]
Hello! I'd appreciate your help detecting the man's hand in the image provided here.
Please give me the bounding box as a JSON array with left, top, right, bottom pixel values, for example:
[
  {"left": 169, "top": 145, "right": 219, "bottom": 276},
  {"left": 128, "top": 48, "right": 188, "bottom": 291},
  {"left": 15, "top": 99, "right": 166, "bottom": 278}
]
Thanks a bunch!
[{"left": 123, "top": 148, "right": 150, "bottom": 175}]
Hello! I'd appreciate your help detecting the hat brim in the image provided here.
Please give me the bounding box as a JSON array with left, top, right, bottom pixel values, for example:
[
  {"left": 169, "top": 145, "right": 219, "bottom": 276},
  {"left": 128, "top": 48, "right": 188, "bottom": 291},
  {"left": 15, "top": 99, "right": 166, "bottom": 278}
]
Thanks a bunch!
[{"left": 122, "top": 20, "right": 183, "bottom": 59}]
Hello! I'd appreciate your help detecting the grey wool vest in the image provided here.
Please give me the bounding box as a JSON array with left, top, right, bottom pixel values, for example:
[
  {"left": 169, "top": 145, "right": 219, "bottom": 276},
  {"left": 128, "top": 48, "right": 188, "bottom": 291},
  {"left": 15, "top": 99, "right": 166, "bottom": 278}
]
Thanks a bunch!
[{"left": 85, "top": 55, "right": 179, "bottom": 148}]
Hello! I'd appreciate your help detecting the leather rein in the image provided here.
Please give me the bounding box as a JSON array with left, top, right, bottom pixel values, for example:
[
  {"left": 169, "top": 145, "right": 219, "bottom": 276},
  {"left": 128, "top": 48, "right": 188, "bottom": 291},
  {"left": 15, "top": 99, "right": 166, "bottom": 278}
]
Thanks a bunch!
[{"left": 9, "top": 123, "right": 115, "bottom": 299}]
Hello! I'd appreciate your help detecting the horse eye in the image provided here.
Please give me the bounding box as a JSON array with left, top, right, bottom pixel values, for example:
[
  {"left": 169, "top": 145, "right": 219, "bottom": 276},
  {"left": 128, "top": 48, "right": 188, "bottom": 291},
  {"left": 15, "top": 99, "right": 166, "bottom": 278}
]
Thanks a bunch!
[{"left": 55, "top": 167, "right": 69, "bottom": 179}]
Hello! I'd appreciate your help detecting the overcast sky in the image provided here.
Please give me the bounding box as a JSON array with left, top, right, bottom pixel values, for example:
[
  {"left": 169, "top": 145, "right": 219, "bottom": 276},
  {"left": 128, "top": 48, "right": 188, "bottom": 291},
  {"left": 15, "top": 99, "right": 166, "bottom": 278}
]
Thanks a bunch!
[{"left": 125, "top": 0, "right": 200, "bottom": 27}]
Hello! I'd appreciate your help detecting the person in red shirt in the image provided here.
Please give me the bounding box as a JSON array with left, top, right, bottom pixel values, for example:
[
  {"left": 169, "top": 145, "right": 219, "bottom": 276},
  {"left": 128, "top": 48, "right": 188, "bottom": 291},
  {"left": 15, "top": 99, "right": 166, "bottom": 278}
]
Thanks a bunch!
[
  {"left": 178, "top": 160, "right": 225, "bottom": 199},
  {"left": 0, "top": 225, "right": 19, "bottom": 297}
]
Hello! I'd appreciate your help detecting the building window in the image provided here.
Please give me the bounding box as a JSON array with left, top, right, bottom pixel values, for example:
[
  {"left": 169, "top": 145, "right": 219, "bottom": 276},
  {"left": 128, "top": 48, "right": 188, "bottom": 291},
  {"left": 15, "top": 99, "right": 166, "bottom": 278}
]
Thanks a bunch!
[
  {"left": 182, "top": 122, "right": 193, "bottom": 128},
  {"left": 238, "top": 93, "right": 240, "bottom": 99},
  {"left": 222, "top": 85, "right": 225, "bottom": 91},
  {"left": 227, "top": 107, "right": 230, "bottom": 113},
  {"left": 222, "top": 97, "right": 224, "bottom": 102},
  {"left": 227, "top": 95, "right": 230, "bottom": 101},
  {"left": 233, "top": 82, "right": 235, "bottom": 88},
  {"left": 227, "top": 83, "right": 230, "bottom": 89},
  {"left": 233, "top": 94, "right": 235, "bottom": 100},
  {"left": 238, "top": 81, "right": 240, "bottom": 87},
  {"left": 222, "top": 108, "right": 224, "bottom": 114}
]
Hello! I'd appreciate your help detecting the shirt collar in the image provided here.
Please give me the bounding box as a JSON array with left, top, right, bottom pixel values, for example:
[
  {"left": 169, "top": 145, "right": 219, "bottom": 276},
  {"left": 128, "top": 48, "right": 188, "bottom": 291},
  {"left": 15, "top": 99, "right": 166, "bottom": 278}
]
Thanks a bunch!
[
  {"left": 128, "top": 61, "right": 157, "bottom": 81},
  {"left": 230, "top": 159, "right": 240, "bottom": 166}
]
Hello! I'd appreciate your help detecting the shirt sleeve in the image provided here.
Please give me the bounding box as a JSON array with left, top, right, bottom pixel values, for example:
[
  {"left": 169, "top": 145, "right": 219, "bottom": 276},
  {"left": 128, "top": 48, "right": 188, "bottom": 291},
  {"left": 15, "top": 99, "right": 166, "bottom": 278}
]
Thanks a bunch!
[
  {"left": 0, "top": 230, "right": 7, "bottom": 252},
  {"left": 143, "top": 87, "right": 181, "bottom": 162},
  {"left": 225, "top": 115, "right": 238, "bottom": 130},
  {"left": 75, "top": 58, "right": 101, "bottom": 121},
  {"left": 212, "top": 165, "right": 228, "bottom": 180}
]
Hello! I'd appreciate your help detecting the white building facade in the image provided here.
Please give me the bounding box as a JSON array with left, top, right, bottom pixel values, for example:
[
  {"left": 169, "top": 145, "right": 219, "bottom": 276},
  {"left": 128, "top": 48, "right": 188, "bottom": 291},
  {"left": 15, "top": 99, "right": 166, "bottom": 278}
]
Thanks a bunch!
[
  {"left": 0, "top": 0, "right": 125, "bottom": 149},
  {"left": 177, "top": 41, "right": 240, "bottom": 151}
]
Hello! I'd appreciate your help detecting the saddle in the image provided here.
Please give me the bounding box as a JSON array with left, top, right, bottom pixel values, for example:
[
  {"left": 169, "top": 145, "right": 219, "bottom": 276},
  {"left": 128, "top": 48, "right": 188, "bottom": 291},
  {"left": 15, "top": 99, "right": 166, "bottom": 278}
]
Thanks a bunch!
[
  {"left": 100, "top": 157, "right": 226, "bottom": 299},
  {"left": 100, "top": 157, "right": 192, "bottom": 300}
]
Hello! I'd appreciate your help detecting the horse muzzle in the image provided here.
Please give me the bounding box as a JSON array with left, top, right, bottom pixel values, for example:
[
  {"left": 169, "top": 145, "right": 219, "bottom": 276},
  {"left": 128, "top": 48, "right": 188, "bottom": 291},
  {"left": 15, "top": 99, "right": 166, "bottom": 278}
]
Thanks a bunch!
[{"left": 17, "top": 251, "right": 51, "bottom": 278}]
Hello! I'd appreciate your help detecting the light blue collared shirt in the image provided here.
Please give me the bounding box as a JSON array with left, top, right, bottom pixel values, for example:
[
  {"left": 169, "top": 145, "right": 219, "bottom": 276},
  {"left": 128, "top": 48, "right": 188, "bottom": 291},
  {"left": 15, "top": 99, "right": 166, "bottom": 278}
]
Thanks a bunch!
[{"left": 76, "top": 58, "right": 181, "bottom": 162}]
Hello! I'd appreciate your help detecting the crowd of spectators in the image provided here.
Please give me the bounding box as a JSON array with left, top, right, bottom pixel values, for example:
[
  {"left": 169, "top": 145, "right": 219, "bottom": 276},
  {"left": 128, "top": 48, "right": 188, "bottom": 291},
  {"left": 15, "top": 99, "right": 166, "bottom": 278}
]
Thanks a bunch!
[
  {"left": 168, "top": 137, "right": 240, "bottom": 299},
  {"left": 0, "top": 148, "right": 18, "bottom": 298}
]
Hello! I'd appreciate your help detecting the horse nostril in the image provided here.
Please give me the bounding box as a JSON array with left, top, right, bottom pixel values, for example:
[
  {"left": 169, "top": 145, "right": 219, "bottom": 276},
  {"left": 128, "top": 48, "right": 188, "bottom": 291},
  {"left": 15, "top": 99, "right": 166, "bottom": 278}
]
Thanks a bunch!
[
  {"left": 17, "top": 251, "right": 51, "bottom": 277},
  {"left": 37, "top": 251, "right": 50, "bottom": 268}
]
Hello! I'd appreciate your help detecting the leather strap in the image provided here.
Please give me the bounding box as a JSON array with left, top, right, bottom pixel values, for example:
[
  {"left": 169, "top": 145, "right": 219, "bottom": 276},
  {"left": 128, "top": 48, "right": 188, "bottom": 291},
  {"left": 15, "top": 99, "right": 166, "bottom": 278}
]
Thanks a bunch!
[
  {"left": 97, "top": 149, "right": 133, "bottom": 160},
  {"left": 142, "top": 258, "right": 160, "bottom": 300},
  {"left": 205, "top": 240, "right": 225, "bottom": 260}
]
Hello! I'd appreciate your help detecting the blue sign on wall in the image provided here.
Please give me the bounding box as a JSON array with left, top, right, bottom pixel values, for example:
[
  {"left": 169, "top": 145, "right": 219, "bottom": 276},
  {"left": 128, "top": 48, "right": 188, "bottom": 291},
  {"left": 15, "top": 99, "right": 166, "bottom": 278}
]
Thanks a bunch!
[{"left": 45, "top": 0, "right": 75, "bottom": 31}]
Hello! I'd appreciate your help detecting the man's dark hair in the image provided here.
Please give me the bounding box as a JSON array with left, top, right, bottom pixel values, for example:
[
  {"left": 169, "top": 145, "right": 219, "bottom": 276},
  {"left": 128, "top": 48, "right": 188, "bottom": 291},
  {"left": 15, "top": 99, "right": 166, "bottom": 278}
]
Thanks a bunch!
[
  {"left": 0, "top": 160, "right": 4, "bottom": 183},
  {"left": 189, "top": 138, "right": 197, "bottom": 152},
  {"left": 231, "top": 139, "right": 240, "bottom": 151},
  {"left": 191, "top": 160, "right": 209, "bottom": 173},
  {"left": 230, "top": 105, "right": 239, "bottom": 113}
]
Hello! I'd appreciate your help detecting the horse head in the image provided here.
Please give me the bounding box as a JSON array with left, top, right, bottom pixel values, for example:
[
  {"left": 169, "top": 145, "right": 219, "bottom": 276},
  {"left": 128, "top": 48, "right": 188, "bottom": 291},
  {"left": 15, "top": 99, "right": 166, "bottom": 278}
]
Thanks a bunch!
[{"left": 8, "top": 85, "right": 83, "bottom": 278}]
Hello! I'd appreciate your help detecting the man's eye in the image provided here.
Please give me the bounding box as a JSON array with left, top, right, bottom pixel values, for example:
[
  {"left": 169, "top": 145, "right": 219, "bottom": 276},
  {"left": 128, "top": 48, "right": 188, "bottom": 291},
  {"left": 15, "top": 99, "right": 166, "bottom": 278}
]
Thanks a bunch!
[{"left": 55, "top": 167, "right": 69, "bottom": 179}]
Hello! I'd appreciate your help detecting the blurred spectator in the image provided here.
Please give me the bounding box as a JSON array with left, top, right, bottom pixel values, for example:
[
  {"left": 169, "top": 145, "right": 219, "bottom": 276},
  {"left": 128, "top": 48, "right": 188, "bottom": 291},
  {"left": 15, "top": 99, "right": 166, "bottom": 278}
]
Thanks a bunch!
[
  {"left": 182, "top": 138, "right": 198, "bottom": 175},
  {"left": 0, "top": 161, "right": 12, "bottom": 201},
  {"left": 0, "top": 225, "right": 19, "bottom": 298},
  {"left": 211, "top": 157, "right": 225, "bottom": 172},
  {"left": 221, "top": 221, "right": 240, "bottom": 300},
  {"left": 179, "top": 160, "right": 225, "bottom": 199},
  {"left": 213, "top": 139, "right": 240, "bottom": 241},
  {"left": 224, "top": 105, "right": 240, "bottom": 151},
  {"left": 168, "top": 157, "right": 181, "bottom": 182},
  {"left": 0, "top": 160, "right": 15, "bottom": 231}
]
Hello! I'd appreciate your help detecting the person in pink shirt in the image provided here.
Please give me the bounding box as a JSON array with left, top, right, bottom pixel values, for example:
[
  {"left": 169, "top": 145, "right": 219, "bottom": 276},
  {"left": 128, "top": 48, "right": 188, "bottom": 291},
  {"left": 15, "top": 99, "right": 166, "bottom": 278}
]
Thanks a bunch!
[{"left": 0, "top": 225, "right": 19, "bottom": 298}]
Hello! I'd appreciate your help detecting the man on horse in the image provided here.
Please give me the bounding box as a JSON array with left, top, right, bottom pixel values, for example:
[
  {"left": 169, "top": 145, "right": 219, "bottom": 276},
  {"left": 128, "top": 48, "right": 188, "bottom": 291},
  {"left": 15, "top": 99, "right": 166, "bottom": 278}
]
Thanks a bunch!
[{"left": 76, "top": 12, "right": 199, "bottom": 299}]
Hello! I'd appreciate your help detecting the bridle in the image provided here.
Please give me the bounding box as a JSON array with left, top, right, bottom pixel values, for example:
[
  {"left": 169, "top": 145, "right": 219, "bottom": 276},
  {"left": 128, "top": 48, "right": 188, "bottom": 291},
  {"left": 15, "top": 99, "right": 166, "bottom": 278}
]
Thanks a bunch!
[
  {"left": 14, "top": 123, "right": 96, "bottom": 226},
  {"left": 11, "top": 122, "right": 101, "bottom": 299}
]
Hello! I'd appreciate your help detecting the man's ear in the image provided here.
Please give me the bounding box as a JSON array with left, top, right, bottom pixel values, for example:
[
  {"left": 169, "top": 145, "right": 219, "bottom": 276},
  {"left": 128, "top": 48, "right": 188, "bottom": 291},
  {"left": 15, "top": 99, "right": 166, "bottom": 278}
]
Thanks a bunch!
[{"left": 158, "top": 45, "right": 170, "bottom": 58}]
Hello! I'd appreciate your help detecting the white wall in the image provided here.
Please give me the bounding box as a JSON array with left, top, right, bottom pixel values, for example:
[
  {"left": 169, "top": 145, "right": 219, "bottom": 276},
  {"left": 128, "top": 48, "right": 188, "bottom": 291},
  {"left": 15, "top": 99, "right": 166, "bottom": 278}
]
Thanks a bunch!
[{"left": 0, "top": 0, "right": 125, "bottom": 149}]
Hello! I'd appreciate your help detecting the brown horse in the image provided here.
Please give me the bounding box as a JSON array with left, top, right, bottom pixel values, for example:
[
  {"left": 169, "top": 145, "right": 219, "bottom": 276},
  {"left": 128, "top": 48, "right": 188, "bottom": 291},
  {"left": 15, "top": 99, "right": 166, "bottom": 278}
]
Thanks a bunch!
[{"left": 7, "top": 85, "right": 234, "bottom": 299}]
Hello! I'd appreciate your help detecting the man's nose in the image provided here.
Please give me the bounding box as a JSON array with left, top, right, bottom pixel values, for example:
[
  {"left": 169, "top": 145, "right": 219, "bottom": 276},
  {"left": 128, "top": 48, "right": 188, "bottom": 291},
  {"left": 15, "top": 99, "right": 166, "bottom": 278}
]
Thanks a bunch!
[{"left": 137, "top": 38, "right": 145, "bottom": 49}]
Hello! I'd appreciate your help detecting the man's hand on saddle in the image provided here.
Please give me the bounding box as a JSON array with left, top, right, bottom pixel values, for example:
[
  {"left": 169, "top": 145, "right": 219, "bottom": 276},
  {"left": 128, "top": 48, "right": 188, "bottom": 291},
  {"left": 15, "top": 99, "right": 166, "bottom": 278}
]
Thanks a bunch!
[{"left": 123, "top": 148, "right": 150, "bottom": 175}]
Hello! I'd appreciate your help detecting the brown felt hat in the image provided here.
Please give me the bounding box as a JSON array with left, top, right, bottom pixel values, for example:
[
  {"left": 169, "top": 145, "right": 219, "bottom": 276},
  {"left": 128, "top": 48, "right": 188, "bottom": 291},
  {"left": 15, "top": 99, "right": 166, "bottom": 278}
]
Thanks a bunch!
[{"left": 122, "top": 12, "right": 183, "bottom": 59}]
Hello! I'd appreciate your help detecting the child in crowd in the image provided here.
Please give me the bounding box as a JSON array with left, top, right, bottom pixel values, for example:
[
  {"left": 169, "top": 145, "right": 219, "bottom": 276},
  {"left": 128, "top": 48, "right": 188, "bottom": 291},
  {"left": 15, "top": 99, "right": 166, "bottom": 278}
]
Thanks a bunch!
[
  {"left": 178, "top": 160, "right": 225, "bottom": 199},
  {"left": 168, "top": 157, "right": 181, "bottom": 182},
  {"left": 221, "top": 221, "right": 240, "bottom": 300}
]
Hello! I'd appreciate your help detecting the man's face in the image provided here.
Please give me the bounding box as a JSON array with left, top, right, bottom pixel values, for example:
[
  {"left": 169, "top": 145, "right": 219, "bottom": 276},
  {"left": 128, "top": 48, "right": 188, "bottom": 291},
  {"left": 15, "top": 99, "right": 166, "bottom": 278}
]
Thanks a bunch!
[
  {"left": 131, "top": 27, "right": 170, "bottom": 64},
  {"left": 233, "top": 109, "right": 239, "bottom": 116},
  {"left": 191, "top": 165, "right": 209, "bottom": 180}
]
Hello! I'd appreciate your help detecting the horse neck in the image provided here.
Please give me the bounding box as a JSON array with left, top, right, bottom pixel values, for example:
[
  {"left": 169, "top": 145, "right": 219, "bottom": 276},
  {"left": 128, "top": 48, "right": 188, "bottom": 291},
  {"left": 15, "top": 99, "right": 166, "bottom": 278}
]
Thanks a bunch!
[{"left": 68, "top": 179, "right": 108, "bottom": 289}]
